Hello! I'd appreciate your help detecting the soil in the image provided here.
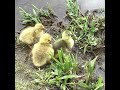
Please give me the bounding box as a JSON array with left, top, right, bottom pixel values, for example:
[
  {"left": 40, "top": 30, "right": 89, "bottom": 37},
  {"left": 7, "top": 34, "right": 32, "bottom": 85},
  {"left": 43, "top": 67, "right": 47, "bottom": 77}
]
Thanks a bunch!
[
  {"left": 15, "top": 17, "right": 105, "bottom": 90},
  {"left": 15, "top": 0, "right": 105, "bottom": 90}
]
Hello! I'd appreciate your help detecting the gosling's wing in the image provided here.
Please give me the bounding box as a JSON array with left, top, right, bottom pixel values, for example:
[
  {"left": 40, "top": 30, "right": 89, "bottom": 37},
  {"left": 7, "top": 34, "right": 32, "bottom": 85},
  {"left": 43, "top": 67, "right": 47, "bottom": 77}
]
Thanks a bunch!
[{"left": 53, "top": 39, "right": 67, "bottom": 53}]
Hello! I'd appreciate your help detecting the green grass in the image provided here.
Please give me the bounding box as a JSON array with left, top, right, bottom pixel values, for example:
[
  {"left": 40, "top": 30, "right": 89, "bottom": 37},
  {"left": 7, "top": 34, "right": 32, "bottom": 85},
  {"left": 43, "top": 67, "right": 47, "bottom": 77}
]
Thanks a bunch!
[
  {"left": 19, "top": 7, "right": 41, "bottom": 25},
  {"left": 29, "top": 49, "right": 81, "bottom": 90},
  {"left": 15, "top": 47, "right": 104, "bottom": 90},
  {"left": 78, "top": 76, "right": 104, "bottom": 90},
  {"left": 66, "top": 0, "right": 79, "bottom": 17},
  {"left": 66, "top": 15, "right": 105, "bottom": 54},
  {"left": 32, "top": 4, "right": 51, "bottom": 18},
  {"left": 65, "top": 0, "right": 105, "bottom": 54},
  {"left": 28, "top": 49, "right": 104, "bottom": 90},
  {"left": 78, "top": 56, "right": 104, "bottom": 90},
  {"left": 85, "top": 56, "right": 98, "bottom": 84},
  {"left": 48, "top": 49, "right": 80, "bottom": 90},
  {"left": 16, "top": 1, "right": 105, "bottom": 90},
  {"left": 19, "top": 4, "right": 54, "bottom": 25}
]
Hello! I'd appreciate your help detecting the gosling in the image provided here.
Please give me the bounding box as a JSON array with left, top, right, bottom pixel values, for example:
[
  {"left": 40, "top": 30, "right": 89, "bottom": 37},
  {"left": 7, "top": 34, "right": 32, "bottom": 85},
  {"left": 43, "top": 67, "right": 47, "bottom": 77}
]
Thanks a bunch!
[
  {"left": 31, "top": 33, "right": 54, "bottom": 67},
  {"left": 53, "top": 30, "right": 74, "bottom": 56}
]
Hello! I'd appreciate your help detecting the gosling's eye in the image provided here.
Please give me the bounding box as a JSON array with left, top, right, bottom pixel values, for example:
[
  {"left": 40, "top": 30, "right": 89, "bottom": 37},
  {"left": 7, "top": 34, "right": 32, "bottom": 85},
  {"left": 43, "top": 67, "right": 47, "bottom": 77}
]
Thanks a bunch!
[{"left": 48, "top": 40, "right": 50, "bottom": 42}]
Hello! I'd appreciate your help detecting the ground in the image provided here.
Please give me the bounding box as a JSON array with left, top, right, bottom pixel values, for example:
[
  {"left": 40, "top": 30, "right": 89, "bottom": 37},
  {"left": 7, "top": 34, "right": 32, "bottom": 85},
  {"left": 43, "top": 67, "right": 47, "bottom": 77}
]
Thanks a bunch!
[
  {"left": 15, "top": 0, "right": 105, "bottom": 90},
  {"left": 15, "top": 18, "right": 105, "bottom": 90}
]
